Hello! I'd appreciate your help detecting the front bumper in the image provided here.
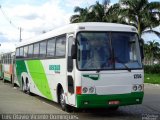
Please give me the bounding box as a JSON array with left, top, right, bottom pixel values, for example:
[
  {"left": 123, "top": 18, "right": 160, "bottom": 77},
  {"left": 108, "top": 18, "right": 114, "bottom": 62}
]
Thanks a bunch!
[{"left": 76, "top": 92, "right": 144, "bottom": 108}]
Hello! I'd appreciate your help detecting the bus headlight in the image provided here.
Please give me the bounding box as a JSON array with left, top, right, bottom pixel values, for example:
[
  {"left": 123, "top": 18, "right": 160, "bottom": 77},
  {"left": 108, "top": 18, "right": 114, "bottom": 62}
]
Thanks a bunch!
[
  {"left": 82, "top": 87, "right": 88, "bottom": 93},
  {"left": 133, "top": 85, "right": 137, "bottom": 91},
  {"left": 132, "top": 84, "right": 143, "bottom": 92},
  {"left": 89, "top": 87, "right": 94, "bottom": 93},
  {"left": 138, "top": 85, "right": 143, "bottom": 91}
]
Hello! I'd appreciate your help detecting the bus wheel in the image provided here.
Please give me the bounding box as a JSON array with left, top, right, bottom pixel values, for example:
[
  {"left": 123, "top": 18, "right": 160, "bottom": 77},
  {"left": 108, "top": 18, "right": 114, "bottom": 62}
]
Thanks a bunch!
[
  {"left": 22, "top": 82, "right": 27, "bottom": 93},
  {"left": 26, "top": 82, "right": 30, "bottom": 93},
  {"left": 59, "top": 89, "right": 72, "bottom": 112},
  {"left": 108, "top": 106, "right": 119, "bottom": 111},
  {"left": 26, "top": 81, "right": 32, "bottom": 95},
  {"left": 10, "top": 75, "right": 12, "bottom": 84},
  {"left": 3, "top": 78, "right": 5, "bottom": 83}
]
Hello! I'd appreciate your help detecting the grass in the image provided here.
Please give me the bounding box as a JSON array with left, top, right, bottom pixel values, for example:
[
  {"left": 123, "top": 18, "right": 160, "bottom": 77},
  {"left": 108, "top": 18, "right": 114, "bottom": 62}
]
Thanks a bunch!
[{"left": 144, "top": 73, "right": 160, "bottom": 84}]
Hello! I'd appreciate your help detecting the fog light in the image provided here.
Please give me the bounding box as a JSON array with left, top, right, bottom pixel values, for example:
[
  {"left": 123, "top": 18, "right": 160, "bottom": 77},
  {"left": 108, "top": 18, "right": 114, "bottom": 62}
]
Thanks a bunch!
[
  {"left": 84, "top": 101, "right": 89, "bottom": 105},
  {"left": 133, "top": 85, "right": 137, "bottom": 91},
  {"left": 82, "top": 87, "right": 88, "bottom": 93},
  {"left": 89, "top": 87, "right": 94, "bottom": 93}
]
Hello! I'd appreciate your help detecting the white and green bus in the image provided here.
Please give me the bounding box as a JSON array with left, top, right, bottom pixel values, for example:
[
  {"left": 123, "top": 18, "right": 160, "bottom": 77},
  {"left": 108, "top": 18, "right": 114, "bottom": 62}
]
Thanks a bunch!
[{"left": 15, "top": 22, "right": 144, "bottom": 111}]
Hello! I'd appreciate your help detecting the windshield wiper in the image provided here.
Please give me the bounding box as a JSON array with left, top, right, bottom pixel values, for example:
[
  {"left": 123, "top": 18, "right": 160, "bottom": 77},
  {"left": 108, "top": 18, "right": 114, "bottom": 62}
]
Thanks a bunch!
[
  {"left": 122, "top": 63, "right": 131, "bottom": 72},
  {"left": 96, "top": 69, "right": 101, "bottom": 73}
]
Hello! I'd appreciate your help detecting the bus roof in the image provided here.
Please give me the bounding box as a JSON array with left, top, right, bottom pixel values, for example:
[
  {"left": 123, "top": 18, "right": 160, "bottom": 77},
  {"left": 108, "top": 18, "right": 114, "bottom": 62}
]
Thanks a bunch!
[
  {"left": 0, "top": 51, "right": 15, "bottom": 55},
  {"left": 16, "top": 22, "right": 138, "bottom": 48}
]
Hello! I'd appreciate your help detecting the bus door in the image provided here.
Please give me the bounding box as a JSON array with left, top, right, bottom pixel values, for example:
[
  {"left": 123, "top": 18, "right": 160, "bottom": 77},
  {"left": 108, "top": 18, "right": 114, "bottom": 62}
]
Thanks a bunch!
[{"left": 66, "top": 35, "right": 76, "bottom": 106}]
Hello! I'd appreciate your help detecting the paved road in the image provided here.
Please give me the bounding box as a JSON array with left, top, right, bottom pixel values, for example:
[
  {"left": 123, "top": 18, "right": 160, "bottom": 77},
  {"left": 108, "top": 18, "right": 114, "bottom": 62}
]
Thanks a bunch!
[{"left": 0, "top": 80, "right": 160, "bottom": 120}]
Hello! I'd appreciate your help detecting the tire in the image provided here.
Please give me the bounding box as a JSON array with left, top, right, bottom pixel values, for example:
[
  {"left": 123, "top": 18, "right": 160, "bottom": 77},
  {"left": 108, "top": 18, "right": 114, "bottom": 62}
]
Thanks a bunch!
[
  {"left": 22, "top": 82, "right": 27, "bottom": 93},
  {"left": 26, "top": 81, "right": 33, "bottom": 95},
  {"left": 108, "top": 106, "right": 119, "bottom": 111},
  {"left": 11, "top": 75, "right": 13, "bottom": 84},
  {"left": 59, "top": 89, "right": 72, "bottom": 112},
  {"left": 26, "top": 82, "right": 30, "bottom": 94},
  {"left": 3, "top": 78, "right": 5, "bottom": 83}
]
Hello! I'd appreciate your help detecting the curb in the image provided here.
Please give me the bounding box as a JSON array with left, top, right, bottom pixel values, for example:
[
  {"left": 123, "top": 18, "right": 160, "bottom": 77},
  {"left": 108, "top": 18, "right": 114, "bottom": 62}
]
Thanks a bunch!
[{"left": 144, "top": 83, "right": 160, "bottom": 87}]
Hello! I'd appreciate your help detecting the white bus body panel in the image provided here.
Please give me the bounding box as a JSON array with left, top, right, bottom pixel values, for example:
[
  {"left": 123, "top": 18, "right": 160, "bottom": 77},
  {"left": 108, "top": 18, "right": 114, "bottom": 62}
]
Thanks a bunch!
[{"left": 81, "top": 70, "right": 144, "bottom": 95}]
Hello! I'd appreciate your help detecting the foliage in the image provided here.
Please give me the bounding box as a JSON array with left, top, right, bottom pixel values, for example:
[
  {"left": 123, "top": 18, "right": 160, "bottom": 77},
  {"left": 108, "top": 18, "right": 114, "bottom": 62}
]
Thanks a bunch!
[
  {"left": 70, "top": 1, "right": 124, "bottom": 23},
  {"left": 143, "top": 40, "right": 160, "bottom": 65},
  {"left": 70, "top": 0, "right": 160, "bottom": 36},
  {"left": 118, "top": 0, "right": 160, "bottom": 35},
  {"left": 144, "top": 73, "right": 160, "bottom": 84},
  {"left": 144, "top": 64, "right": 160, "bottom": 74}
]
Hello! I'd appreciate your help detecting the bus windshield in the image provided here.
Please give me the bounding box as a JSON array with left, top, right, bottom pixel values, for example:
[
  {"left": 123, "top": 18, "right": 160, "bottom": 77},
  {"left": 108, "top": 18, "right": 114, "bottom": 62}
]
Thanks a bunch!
[{"left": 77, "top": 32, "right": 142, "bottom": 70}]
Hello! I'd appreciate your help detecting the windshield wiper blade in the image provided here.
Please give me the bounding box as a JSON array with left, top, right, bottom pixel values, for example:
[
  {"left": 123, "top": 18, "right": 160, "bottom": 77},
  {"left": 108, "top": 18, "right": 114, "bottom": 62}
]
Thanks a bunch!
[
  {"left": 123, "top": 63, "right": 131, "bottom": 72},
  {"left": 96, "top": 69, "right": 101, "bottom": 73}
]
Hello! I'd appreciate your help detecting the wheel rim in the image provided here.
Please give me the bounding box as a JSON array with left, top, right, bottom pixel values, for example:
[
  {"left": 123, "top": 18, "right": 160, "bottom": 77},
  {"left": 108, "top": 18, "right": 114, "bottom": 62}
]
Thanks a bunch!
[
  {"left": 22, "top": 83, "right": 25, "bottom": 91},
  {"left": 22, "top": 84, "right": 24, "bottom": 91},
  {"left": 26, "top": 82, "right": 29, "bottom": 91},
  {"left": 60, "top": 91, "right": 65, "bottom": 108}
]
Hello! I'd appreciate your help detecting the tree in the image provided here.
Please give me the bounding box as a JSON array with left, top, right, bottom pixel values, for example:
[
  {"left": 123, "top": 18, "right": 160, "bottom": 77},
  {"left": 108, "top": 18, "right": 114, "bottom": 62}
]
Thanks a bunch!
[
  {"left": 70, "top": 7, "right": 91, "bottom": 23},
  {"left": 70, "top": 1, "right": 122, "bottom": 23},
  {"left": 70, "top": 0, "right": 160, "bottom": 38},
  {"left": 144, "top": 40, "right": 160, "bottom": 65},
  {"left": 117, "top": 0, "right": 160, "bottom": 36}
]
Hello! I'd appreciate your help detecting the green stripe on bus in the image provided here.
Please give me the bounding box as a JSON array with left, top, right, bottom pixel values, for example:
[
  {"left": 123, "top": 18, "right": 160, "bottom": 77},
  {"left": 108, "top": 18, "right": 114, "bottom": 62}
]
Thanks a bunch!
[
  {"left": 27, "top": 60, "right": 53, "bottom": 100},
  {"left": 83, "top": 74, "right": 99, "bottom": 80},
  {"left": 16, "top": 60, "right": 28, "bottom": 86},
  {"left": 76, "top": 92, "right": 144, "bottom": 108},
  {"left": 4, "top": 77, "right": 11, "bottom": 81},
  {"left": 0, "top": 72, "right": 2, "bottom": 78}
]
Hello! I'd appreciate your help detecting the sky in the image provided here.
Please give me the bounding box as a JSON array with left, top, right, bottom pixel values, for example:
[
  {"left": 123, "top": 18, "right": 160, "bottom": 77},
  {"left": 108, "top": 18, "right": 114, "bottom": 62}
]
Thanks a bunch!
[{"left": 0, "top": 0, "right": 159, "bottom": 53}]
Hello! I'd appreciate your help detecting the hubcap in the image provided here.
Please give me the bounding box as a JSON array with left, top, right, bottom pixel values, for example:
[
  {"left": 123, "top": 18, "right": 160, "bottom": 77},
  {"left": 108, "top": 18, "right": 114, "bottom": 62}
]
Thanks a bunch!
[
  {"left": 22, "top": 83, "right": 25, "bottom": 91},
  {"left": 26, "top": 82, "right": 29, "bottom": 91},
  {"left": 60, "top": 92, "right": 65, "bottom": 108}
]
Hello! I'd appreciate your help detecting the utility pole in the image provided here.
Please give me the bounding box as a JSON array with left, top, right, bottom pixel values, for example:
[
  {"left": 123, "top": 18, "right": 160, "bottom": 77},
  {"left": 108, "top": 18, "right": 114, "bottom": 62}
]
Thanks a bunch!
[{"left": 19, "top": 27, "right": 22, "bottom": 42}]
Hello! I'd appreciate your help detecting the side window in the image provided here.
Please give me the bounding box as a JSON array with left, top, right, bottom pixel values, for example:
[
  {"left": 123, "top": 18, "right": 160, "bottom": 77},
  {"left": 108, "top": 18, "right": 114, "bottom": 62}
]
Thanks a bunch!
[
  {"left": 5, "top": 55, "right": 7, "bottom": 64},
  {"left": 20, "top": 47, "right": 24, "bottom": 58},
  {"left": 3, "top": 55, "right": 6, "bottom": 64},
  {"left": 8, "top": 54, "right": 9, "bottom": 64},
  {"left": 4, "top": 56, "right": 5, "bottom": 64},
  {"left": 24, "top": 46, "right": 28, "bottom": 58},
  {"left": 2, "top": 56, "right": 3, "bottom": 64},
  {"left": 56, "top": 36, "right": 66, "bottom": 57},
  {"left": 6, "top": 55, "right": 7, "bottom": 64},
  {"left": 33, "top": 43, "right": 39, "bottom": 58},
  {"left": 16, "top": 48, "right": 20, "bottom": 57},
  {"left": 3, "top": 56, "right": 5, "bottom": 64},
  {"left": 9, "top": 54, "right": 11, "bottom": 64},
  {"left": 8, "top": 54, "right": 11, "bottom": 64},
  {"left": 47, "top": 38, "right": 55, "bottom": 57},
  {"left": 6, "top": 55, "right": 8, "bottom": 64},
  {"left": 40, "top": 41, "right": 47, "bottom": 58},
  {"left": 12, "top": 55, "right": 15, "bottom": 64},
  {"left": 2, "top": 55, "right": 3, "bottom": 64},
  {"left": 28, "top": 44, "right": 33, "bottom": 58}
]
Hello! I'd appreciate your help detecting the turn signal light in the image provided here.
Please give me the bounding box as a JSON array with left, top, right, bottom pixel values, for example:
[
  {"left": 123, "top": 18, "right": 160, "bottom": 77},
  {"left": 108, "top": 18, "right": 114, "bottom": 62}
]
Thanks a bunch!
[{"left": 76, "top": 86, "right": 82, "bottom": 94}]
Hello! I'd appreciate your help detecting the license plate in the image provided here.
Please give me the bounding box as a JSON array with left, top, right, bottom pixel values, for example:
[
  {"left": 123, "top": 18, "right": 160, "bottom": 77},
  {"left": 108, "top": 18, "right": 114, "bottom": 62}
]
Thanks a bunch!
[{"left": 108, "top": 100, "right": 120, "bottom": 105}]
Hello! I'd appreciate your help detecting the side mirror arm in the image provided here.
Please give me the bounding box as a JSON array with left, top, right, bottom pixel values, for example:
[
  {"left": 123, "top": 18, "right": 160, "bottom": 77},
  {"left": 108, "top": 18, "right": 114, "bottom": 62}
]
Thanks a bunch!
[{"left": 71, "top": 45, "right": 77, "bottom": 59}]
